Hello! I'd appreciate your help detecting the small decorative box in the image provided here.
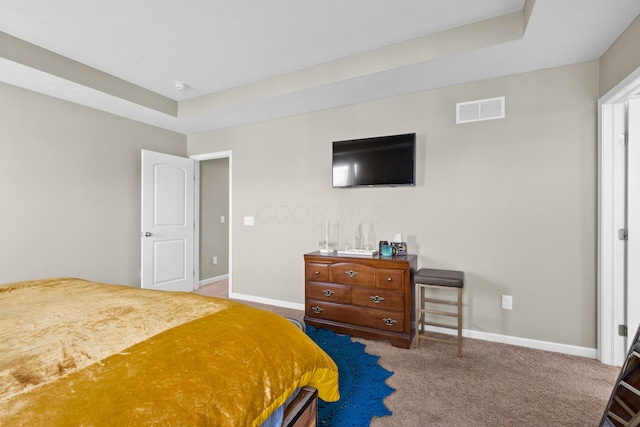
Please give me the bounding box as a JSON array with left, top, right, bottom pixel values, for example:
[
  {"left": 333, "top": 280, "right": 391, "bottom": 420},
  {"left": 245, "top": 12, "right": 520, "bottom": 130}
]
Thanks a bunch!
[{"left": 391, "top": 242, "right": 407, "bottom": 256}]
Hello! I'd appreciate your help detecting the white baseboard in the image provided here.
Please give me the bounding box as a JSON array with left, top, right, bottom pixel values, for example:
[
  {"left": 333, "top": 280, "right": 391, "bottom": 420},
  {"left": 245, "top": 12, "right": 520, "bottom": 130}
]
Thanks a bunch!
[
  {"left": 226, "top": 293, "right": 598, "bottom": 359},
  {"left": 422, "top": 324, "right": 597, "bottom": 359},
  {"left": 230, "top": 292, "right": 305, "bottom": 311}
]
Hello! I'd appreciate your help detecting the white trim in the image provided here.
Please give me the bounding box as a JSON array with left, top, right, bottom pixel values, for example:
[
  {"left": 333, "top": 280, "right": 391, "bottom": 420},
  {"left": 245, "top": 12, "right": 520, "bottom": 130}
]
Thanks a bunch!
[
  {"left": 230, "top": 292, "right": 305, "bottom": 311},
  {"left": 191, "top": 151, "right": 233, "bottom": 161},
  {"left": 423, "top": 325, "right": 597, "bottom": 359},
  {"left": 199, "top": 274, "right": 229, "bottom": 287},
  {"left": 598, "top": 66, "right": 640, "bottom": 365},
  {"left": 193, "top": 160, "right": 200, "bottom": 290},
  {"left": 628, "top": 99, "right": 640, "bottom": 345},
  {"left": 600, "top": 67, "right": 640, "bottom": 105},
  {"left": 190, "top": 151, "right": 233, "bottom": 298}
]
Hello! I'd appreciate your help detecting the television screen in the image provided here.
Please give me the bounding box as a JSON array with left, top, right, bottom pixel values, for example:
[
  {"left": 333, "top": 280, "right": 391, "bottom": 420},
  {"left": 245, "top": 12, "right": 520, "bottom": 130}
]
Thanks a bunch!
[{"left": 332, "top": 133, "right": 416, "bottom": 188}]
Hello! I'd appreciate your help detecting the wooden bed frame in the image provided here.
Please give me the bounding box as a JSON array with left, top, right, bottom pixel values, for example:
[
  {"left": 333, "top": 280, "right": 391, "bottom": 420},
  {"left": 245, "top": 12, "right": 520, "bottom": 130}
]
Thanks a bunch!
[{"left": 283, "top": 387, "right": 318, "bottom": 427}]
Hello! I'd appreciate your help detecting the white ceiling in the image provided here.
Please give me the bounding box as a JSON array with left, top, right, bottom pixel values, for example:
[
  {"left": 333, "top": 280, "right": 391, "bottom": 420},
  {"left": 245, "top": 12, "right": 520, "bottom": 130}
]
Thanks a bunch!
[{"left": 0, "top": 0, "right": 639, "bottom": 134}]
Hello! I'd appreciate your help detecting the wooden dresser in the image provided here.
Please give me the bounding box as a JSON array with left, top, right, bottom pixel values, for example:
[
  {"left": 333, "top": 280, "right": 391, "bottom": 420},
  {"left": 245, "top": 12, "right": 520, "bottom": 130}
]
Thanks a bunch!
[{"left": 304, "top": 251, "right": 416, "bottom": 348}]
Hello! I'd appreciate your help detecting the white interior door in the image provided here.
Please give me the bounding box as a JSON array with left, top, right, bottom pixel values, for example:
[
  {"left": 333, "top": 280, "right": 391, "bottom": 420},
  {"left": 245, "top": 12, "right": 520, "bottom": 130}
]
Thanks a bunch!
[
  {"left": 141, "top": 150, "right": 195, "bottom": 292},
  {"left": 599, "top": 70, "right": 640, "bottom": 366},
  {"left": 627, "top": 98, "right": 640, "bottom": 342}
]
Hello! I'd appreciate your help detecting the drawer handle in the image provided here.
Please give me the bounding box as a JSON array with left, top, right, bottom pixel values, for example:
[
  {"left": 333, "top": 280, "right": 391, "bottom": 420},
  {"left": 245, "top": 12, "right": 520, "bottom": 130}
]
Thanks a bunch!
[
  {"left": 311, "top": 306, "right": 324, "bottom": 314},
  {"left": 370, "top": 295, "right": 385, "bottom": 304},
  {"left": 387, "top": 277, "right": 393, "bottom": 282},
  {"left": 315, "top": 271, "right": 321, "bottom": 275},
  {"left": 322, "top": 289, "right": 335, "bottom": 297},
  {"left": 345, "top": 270, "right": 359, "bottom": 278},
  {"left": 382, "top": 317, "right": 397, "bottom": 326}
]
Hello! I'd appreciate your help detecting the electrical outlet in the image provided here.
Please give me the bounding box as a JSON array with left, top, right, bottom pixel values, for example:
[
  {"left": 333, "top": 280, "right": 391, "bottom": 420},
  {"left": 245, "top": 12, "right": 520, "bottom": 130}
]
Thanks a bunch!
[
  {"left": 212, "top": 256, "right": 218, "bottom": 265},
  {"left": 502, "top": 295, "right": 513, "bottom": 310}
]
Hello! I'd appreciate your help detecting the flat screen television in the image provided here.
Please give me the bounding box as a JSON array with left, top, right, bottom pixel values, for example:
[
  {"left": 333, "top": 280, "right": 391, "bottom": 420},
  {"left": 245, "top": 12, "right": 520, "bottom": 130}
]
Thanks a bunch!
[{"left": 332, "top": 133, "right": 416, "bottom": 188}]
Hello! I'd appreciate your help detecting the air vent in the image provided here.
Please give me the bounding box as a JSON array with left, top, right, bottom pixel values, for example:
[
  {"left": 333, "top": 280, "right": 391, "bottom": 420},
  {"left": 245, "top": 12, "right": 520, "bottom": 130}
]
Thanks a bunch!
[{"left": 456, "top": 96, "right": 505, "bottom": 124}]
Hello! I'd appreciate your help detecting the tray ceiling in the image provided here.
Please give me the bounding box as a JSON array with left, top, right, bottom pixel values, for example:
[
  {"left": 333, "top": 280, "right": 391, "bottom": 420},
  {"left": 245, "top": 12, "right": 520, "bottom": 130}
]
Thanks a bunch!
[{"left": 0, "top": 0, "right": 639, "bottom": 134}]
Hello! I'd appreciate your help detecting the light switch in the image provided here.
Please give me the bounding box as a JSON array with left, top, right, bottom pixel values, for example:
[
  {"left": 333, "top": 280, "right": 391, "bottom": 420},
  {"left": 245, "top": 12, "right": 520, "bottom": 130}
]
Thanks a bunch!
[
  {"left": 220, "top": 215, "right": 225, "bottom": 224},
  {"left": 244, "top": 216, "right": 255, "bottom": 226},
  {"left": 501, "top": 295, "right": 513, "bottom": 310}
]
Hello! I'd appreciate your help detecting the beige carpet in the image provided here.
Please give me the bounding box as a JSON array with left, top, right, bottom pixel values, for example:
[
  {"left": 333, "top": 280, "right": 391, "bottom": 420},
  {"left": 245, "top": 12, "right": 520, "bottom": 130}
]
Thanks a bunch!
[{"left": 195, "top": 281, "right": 619, "bottom": 426}]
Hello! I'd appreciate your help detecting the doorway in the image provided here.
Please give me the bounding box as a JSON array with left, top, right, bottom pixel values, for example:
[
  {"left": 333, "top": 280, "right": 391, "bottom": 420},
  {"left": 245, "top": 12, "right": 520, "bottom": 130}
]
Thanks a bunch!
[
  {"left": 599, "top": 68, "right": 640, "bottom": 366},
  {"left": 191, "top": 151, "right": 232, "bottom": 297},
  {"left": 199, "top": 157, "right": 229, "bottom": 285}
]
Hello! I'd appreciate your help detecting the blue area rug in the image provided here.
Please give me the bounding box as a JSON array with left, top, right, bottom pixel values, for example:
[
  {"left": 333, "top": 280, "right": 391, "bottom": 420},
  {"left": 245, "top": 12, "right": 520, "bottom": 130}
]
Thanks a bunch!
[{"left": 306, "top": 326, "right": 395, "bottom": 426}]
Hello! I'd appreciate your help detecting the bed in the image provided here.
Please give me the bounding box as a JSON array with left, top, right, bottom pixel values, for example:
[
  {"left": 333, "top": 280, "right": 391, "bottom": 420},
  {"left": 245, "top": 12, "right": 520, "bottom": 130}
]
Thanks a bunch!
[{"left": 0, "top": 278, "right": 340, "bottom": 426}]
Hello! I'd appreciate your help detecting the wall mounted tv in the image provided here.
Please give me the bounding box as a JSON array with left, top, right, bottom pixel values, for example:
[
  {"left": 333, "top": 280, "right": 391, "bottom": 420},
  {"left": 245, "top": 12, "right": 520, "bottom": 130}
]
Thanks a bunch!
[{"left": 332, "top": 133, "right": 416, "bottom": 188}]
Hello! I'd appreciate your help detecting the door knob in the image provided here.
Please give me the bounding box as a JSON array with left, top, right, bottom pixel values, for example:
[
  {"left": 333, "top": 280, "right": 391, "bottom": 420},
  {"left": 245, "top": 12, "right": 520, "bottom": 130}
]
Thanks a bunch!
[{"left": 141, "top": 232, "right": 153, "bottom": 237}]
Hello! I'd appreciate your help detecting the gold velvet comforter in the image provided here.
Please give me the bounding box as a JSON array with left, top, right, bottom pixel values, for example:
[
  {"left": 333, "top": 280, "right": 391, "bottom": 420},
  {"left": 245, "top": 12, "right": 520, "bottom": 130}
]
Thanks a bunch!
[{"left": 0, "top": 278, "right": 339, "bottom": 426}]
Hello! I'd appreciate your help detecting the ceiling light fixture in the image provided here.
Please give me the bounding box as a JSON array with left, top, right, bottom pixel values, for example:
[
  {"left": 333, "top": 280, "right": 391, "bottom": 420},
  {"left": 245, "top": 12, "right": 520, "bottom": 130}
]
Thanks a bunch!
[{"left": 174, "top": 81, "right": 187, "bottom": 90}]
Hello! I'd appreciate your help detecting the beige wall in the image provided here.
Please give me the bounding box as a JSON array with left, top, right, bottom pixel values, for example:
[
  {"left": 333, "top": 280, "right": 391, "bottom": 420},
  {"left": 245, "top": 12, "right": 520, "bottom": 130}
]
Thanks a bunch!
[
  {"left": 0, "top": 82, "right": 186, "bottom": 286},
  {"left": 600, "top": 14, "right": 640, "bottom": 97},
  {"left": 188, "top": 61, "right": 599, "bottom": 348},
  {"left": 199, "top": 158, "right": 230, "bottom": 280}
]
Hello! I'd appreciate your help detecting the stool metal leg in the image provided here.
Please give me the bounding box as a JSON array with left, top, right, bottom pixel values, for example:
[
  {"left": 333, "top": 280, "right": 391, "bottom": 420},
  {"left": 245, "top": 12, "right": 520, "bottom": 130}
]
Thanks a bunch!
[
  {"left": 457, "top": 288, "right": 462, "bottom": 357},
  {"left": 413, "top": 283, "right": 421, "bottom": 349}
]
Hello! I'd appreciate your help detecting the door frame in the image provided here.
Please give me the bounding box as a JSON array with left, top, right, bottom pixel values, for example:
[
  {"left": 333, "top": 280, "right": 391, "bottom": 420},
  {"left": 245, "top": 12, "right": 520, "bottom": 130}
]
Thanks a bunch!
[
  {"left": 190, "top": 151, "right": 233, "bottom": 295},
  {"left": 598, "top": 67, "right": 640, "bottom": 365}
]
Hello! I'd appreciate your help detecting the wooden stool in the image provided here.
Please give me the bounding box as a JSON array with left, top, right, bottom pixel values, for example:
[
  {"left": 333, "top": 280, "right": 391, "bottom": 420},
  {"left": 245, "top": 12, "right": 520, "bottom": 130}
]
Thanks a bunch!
[{"left": 413, "top": 268, "right": 464, "bottom": 357}]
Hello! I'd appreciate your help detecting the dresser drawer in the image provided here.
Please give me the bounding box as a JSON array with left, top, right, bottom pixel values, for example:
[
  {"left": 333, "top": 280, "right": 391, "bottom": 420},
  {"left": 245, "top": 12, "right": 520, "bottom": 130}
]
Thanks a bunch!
[
  {"left": 329, "top": 262, "right": 375, "bottom": 286},
  {"left": 351, "top": 288, "right": 404, "bottom": 311},
  {"left": 305, "top": 262, "right": 329, "bottom": 282},
  {"left": 306, "top": 300, "right": 405, "bottom": 333},
  {"left": 375, "top": 268, "right": 405, "bottom": 290},
  {"left": 306, "top": 282, "right": 350, "bottom": 304},
  {"left": 354, "top": 308, "right": 405, "bottom": 333},
  {"left": 306, "top": 300, "right": 349, "bottom": 324}
]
